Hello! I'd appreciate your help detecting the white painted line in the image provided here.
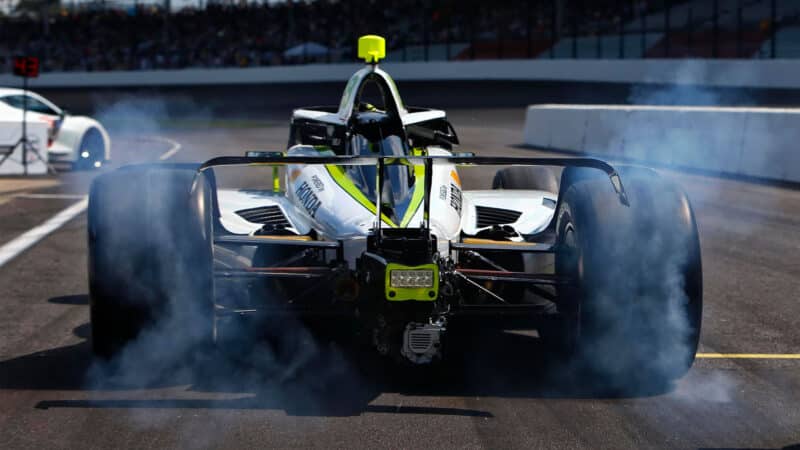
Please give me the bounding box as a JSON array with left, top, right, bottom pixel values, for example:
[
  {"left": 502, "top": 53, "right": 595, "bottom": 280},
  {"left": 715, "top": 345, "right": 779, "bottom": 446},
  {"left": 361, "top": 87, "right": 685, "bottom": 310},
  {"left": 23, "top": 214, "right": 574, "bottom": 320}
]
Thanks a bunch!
[
  {"left": 0, "top": 198, "right": 88, "bottom": 268},
  {"left": 153, "top": 136, "right": 182, "bottom": 161},
  {"left": 14, "top": 193, "right": 87, "bottom": 200},
  {"left": 0, "top": 138, "right": 181, "bottom": 269}
]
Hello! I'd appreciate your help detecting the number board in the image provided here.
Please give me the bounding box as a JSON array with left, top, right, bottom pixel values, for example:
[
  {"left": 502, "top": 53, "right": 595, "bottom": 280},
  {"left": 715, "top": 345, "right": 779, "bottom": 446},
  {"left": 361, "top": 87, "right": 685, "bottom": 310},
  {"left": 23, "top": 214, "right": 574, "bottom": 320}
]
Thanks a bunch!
[{"left": 13, "top": 56, "right": 40, "bottom": 78}]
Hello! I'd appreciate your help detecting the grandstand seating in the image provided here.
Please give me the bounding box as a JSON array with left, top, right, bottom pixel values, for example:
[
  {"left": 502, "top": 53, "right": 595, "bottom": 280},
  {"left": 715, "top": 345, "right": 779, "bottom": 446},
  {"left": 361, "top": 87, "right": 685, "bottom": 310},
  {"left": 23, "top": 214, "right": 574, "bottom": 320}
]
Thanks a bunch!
[{"left": 1, "top": 0, "right": 800, "bottom": 73}]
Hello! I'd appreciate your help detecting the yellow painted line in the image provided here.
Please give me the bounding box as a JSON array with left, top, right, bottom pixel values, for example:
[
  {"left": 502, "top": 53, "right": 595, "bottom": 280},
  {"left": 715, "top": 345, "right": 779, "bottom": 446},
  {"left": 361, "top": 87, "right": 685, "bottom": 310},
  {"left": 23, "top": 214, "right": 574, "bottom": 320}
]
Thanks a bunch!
[
  {"left": 250, "top": 235, "right": 313, "bottom": 241},
  {"left": 461, "top": 238, "right": 539, "bottom": 247},
  {"left": 696, "top": 353, "right": 800, "bottom": 359}
]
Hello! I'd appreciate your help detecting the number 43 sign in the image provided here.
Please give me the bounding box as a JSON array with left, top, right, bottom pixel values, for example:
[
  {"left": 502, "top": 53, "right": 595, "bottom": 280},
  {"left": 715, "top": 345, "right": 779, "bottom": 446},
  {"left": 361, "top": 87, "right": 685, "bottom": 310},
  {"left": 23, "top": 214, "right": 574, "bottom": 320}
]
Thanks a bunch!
[{"left": 13, "top": 56, "right": 40, "bottom": 78}]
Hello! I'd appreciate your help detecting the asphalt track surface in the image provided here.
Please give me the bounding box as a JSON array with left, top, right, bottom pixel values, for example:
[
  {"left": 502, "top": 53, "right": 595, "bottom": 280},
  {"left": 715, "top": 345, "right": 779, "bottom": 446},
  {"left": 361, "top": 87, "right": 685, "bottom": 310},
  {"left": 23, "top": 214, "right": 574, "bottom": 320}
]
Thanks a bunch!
[{"left": 1, "top": 109, "right": 799, "bottom": 449}]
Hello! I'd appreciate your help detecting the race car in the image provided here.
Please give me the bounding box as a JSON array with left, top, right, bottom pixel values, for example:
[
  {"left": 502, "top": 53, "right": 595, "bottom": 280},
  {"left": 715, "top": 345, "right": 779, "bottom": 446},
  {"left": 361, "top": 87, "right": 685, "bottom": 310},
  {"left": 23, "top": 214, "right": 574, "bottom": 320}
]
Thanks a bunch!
[
  {"left": 0, "top": 87, "right": 110, "bottom": 169},
  {"left": 88, "top": 36, "right": 702, "bottom": 385}
]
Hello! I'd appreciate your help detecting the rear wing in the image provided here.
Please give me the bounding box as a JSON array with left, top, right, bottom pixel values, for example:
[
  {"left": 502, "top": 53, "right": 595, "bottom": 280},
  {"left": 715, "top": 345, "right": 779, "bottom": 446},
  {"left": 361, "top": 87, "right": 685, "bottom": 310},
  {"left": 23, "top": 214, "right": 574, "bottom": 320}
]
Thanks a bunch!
[{"left": 198, "top": 154, "right": 629, "bottom": 237}]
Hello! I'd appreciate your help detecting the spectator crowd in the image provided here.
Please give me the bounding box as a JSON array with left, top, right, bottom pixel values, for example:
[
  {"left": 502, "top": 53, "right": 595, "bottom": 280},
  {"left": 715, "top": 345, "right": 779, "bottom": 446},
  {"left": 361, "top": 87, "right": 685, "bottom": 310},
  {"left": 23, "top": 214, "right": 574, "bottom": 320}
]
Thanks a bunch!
[{"left": 0, "top": 0, "right": 653, "bottom": 73}]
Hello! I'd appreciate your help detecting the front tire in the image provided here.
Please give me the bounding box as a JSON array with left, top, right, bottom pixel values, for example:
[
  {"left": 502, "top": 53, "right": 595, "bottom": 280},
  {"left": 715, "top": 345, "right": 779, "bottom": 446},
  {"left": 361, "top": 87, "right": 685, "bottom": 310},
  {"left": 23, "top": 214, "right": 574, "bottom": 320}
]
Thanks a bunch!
[
  {"left": 74, "top": 128, "right": 105, "bottom": 170},
  {"left": 552, "top": 167, "right": 702, "bottom": 388},
  {"left": 492, "top": 166, "right": 559, "bottom": 195}
]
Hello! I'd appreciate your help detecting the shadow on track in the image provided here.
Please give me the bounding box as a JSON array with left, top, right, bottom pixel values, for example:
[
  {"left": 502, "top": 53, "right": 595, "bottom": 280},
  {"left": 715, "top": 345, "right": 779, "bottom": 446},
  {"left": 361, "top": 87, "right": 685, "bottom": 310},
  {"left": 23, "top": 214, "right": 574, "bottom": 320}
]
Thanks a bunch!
[
  {"left": 48, "top": 294, "right": 89, "bottom": 305},
  {"left": 0, "top": 305, "right": 674, "bottom": 417}
]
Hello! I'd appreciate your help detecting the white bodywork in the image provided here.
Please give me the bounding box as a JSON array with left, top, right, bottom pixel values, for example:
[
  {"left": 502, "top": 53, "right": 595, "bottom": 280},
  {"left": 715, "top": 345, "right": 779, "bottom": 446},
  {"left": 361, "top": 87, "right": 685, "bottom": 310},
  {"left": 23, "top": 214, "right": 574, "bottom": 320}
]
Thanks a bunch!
[
  {"left": 216, "top": 149, "right": 557, "bottom": 259},
  {"left": 461, "top": 190, "right": 556, "bottom": 236},
  {"left": 0, "top": 88, "right": 111, "bottom": 165},
  {"left": 292, "top": 65, "right": 448, "bottom": 128},
  {"left": 215, "top": 62, "right": 557, "bottom": 258}
]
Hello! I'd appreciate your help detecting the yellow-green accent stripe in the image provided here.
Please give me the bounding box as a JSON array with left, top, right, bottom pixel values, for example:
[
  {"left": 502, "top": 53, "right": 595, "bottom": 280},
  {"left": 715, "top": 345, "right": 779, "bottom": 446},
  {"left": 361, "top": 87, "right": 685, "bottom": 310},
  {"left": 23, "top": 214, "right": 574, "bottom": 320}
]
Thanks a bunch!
[
  {"left": 325, "top": 164, "right": 398, "bottom": 227},
  {"left": 399, "top": 164, "right": 426, "bottom": 227},
  {"left": 323, "top": 160, "right": 425, "bottom": 229}
]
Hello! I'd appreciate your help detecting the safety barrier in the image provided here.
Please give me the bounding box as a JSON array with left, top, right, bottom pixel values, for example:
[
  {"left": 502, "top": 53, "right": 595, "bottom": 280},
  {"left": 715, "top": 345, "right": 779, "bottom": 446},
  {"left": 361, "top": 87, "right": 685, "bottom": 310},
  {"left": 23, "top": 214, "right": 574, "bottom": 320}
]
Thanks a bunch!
[
  {"left": 3, "top": 59, "right": 800, "bottom": 89},
  {"left": 523, "top": 104, "right": 800, "bottom": 183}
]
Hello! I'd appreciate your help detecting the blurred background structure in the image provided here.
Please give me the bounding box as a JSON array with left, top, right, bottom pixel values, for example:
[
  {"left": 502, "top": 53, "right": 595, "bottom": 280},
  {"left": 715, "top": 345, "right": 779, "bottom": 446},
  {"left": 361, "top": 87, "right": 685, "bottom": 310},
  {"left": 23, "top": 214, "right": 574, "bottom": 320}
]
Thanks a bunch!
[{"left": 1, "top": 0, "right": 799, "bottom": 74}]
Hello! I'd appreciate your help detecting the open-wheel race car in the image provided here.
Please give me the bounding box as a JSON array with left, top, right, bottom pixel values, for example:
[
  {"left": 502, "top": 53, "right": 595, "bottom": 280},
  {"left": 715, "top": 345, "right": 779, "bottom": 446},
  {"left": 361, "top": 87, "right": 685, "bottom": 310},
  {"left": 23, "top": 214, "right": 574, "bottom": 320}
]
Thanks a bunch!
[{"left": 88, "top": 36, "right": 702, "bottom": 384}]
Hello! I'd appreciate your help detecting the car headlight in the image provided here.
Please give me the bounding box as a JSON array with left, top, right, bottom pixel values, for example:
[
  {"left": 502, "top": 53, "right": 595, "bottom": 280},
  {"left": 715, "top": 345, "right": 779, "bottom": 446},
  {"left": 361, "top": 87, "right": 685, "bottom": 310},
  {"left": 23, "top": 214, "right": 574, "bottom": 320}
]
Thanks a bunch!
[{"left": 390, "top": 269, "right": 435, "bottom": 288}]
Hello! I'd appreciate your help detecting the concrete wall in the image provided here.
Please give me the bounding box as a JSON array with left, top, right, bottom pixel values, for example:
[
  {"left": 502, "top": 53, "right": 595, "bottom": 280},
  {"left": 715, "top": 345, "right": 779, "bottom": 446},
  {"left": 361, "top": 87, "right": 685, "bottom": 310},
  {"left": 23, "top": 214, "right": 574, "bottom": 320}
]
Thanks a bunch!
[
  {"left": 523, "top": 104, "right": 800, "bottom": 183},
  {"left": 4, "top": 59, "right": 800, "bottom": 89}
]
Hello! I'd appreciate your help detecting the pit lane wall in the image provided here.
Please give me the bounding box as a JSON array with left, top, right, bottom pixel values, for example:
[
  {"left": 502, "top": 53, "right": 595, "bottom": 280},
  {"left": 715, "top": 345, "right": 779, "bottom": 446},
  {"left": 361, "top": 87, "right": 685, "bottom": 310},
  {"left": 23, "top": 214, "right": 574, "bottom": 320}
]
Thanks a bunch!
[
  {"left": 522, "top": 104, "right": 800, "bottom": 183},
  {"left": 1, "top": 59, "right": 800, "bottom": 89}
]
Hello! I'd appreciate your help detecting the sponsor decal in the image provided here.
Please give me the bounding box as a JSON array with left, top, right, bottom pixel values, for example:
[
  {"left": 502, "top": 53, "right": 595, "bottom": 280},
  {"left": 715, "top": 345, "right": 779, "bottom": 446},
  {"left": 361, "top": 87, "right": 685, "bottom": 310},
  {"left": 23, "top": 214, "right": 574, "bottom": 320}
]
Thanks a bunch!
[
  {"left": 439, "top": 185, "right": 448, "bottom": 200},
  {"left": 295, "top": 181, "right": 322, "bottom": 218},
  {"left": 450, "top": 169, "right": 461, "bottom": 187},
  {"left": 311, "top": 174, "right": 325, "bottom": 191},
  {"left": 449, "top": 183, "right": 462, "bottom": 214}
]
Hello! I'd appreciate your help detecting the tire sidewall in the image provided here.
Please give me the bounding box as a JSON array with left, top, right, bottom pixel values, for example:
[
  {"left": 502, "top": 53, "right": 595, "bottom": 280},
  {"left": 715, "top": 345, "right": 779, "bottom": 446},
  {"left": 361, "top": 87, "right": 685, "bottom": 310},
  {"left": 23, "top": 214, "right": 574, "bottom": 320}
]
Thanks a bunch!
[
  {"left": 554, "top": 171, "right": 703, "bottom": 386},
  {"left": 88, "top": 166, "right": 214, "bottom": 359}
]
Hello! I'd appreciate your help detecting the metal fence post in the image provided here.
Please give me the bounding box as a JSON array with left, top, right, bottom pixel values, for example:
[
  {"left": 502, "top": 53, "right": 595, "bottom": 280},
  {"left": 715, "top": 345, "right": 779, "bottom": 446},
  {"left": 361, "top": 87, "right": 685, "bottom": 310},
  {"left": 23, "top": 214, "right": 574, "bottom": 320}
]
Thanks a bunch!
[
  {"left": 596, "top": 17, "right": 602, "bottom": 58},
  {"left": 571, "top": 0, "right": 578, "bottom": 58},
  {"left": 664, "top": 0, "right": 671, "bottom": 57},
  {"left": 712, "top": 0, "right": 719, "bottom": 58},
  {"left": 597, "top": 32, "right": 602, "bottom": 59},
  {"left": 771, "top": 0, "right": 777, "bottom": 58},
  {"left": 550, "top": 0, "right": 557, "bottom": 58},
  {"left": 498, "top": 10, "right": 503, "bottom": 59},
  {"left": 325, "top": 20, "right": 331, "bottom": 63},
  {"left": 737, "top": 0, "right": 743, "bottom": 57},
  {"left": 641, "top": 5, "right": 647, "bottom": 57},
  {"left": 619, "top": 0, "right": 625, "bottom": 59},
  {"left": 527, "top": 1, "right": 532, "bottom": 59},
  {"left": 687, "top": 4, "right": 693, "bottom": 57},
  {"left": 470, "top": 2, "right": 476, "bottom": 60},
  {"left": 423, "top": 6, "right": 429, "bottom": 62},
  {"left": 446, "top": 12, "right": 451, "bottom": 60},
  {"left": 303, "top": 26, "right": 309, "bottom": 64}
]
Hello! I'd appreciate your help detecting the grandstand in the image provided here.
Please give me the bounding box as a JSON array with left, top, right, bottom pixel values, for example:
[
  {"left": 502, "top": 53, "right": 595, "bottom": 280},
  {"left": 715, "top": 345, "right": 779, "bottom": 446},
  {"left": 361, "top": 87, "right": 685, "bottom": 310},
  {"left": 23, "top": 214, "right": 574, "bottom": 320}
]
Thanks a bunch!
[{"left": 1, "top": 0, "right": 799, "bottom": 74}]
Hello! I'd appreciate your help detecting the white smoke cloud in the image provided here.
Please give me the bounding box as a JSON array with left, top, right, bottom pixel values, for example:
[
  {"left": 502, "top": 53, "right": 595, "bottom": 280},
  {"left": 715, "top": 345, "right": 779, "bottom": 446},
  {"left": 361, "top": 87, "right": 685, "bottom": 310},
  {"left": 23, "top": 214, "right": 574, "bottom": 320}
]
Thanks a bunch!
[
  {"left": 83, "top": 96, "right": 365, "bottom": 431},
  {"left": 674, "top": 369, "right": 738, "bottom": 404}
]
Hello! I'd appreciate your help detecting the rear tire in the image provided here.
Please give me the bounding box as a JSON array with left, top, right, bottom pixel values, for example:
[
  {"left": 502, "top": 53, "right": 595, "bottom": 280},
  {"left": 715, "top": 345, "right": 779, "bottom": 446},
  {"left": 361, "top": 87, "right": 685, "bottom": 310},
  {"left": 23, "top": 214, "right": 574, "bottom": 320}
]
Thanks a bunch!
[
  {"left": 492, "top": 166, "right": 559, "bottom": 195},
  {"left": 552, "top": 167, "right": 702, "bottom": 388},
  {"left": 88, "top": 164, "right": 214, "bottom": 359}
]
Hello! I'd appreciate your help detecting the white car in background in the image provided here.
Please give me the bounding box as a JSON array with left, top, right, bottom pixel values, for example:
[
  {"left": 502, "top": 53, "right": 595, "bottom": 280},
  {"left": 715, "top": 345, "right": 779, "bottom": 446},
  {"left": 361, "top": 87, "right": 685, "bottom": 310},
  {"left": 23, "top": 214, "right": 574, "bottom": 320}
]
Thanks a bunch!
[{"left": 0, "top": 88, "right": 110, "bottom": 169}]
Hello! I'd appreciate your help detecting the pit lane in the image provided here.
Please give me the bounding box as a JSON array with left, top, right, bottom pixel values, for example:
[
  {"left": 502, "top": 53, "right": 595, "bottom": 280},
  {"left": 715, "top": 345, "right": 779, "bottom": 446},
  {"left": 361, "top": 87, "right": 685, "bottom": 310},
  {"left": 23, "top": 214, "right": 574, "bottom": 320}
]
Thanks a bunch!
[{"left": 0, "top": 109, "right": 798, "bottom": 449}]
